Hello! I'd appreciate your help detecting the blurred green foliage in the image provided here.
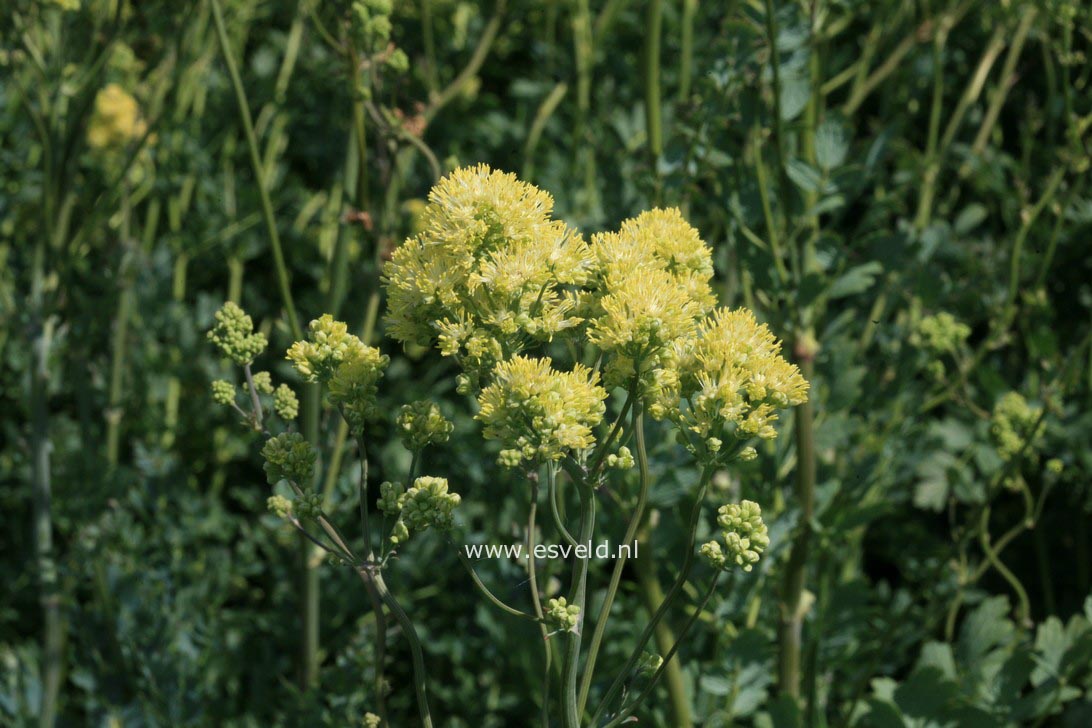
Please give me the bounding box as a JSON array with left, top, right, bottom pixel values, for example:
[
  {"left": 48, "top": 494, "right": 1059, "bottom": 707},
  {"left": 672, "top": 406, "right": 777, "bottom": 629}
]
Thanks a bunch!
[{"left": 2, "top": 0, "right": 1091, "bottom": 725}]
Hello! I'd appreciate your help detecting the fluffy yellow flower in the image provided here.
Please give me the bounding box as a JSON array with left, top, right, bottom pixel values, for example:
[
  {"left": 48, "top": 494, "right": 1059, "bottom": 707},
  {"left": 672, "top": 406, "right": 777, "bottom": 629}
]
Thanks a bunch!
[
  {"left": 87, "top": 84, "right": 146, "bottom": 150},
  {"left": 476, "top": 355, "right": 607, "bottom": 467},
  {"left": 585, "top": 208, "right": 715, "bottom": 392},
  {"left": 671, "top": 308, "right": 808, "bottom": 451},
  {"left": 384, "top": 165, "right": 591, "bottom": 385}
]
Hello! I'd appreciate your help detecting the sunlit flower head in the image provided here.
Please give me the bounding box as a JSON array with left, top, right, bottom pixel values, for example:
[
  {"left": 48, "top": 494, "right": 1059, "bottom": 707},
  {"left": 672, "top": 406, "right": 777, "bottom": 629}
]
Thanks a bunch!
[
  {"left": 475, "top": 355, "right": 607, "bottom": 467},
  {"left": 384, "top": 165, "right": 591, "bottom": 385},
  {"left": 667, "top": 308, "right": 808, "bottom": 456}
]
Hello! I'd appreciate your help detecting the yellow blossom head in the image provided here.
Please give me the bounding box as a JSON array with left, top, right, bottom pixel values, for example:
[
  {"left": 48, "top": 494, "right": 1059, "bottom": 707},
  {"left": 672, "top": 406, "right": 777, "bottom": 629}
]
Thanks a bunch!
[
  {"left": 87, "top": 84, "right": 146, "bottom": 150},
  {"left": 476, "top": 355, "right": 607, "bottom": 467},
  {"left": 669, "top": 308, "right": 808, "bottom": 458},
  {"left": 384, "top": 165, "right": 591, "bottom": 384}
]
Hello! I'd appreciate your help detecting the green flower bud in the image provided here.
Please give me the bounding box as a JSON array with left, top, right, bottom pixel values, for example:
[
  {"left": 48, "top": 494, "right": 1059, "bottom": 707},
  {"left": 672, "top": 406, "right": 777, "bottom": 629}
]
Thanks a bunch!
[
  {"left": 377, "top": 481, "right": 405, "bottom": 515},
  {"left": 273, "top": 384, "right": 299, "bottom": 420},
  {"left": 297, "top": 492, "right": 323, "bottom": 520},
  {"left": 386, "top": 48, "right": 409, "bottom": 73},
  {"left": 700, "top": 540, "right": 726, "bottom": 569},
  {"left": 401, "top": 476, "right": 460, "bottom": 533},
  {"left": 211, "top": 379, "right": 236, "bottom": 405},
  {"left": 545, "top": 597, "right": 580, "bottom": 633},
  {"left": 713, "top": 500, "right": 769, "bottom": 572},
  {"left": 606, "top": 446, "right": 635, "bottom": 470},
  {"left": 737, "top": 446, "right": 758, "bottom": 462},
  {"left": 636, "top": 652, "right": 663, "bottom": 677},
  {"left": 267, "top": 494, "right": 293, "bottom": 518},
  {"left": 389, "top": 519, "right": 410, "bottom": 545},
  {"left": 252, "top": 371, "right": 274, "bottom": 394},
  {"left": 363, "top": 712, "right": 383, "bottom": 728},
  {"left": 208, "top": 302, "right": 268, "bottom": 365},
  {"left": 397, "top": 400, "right": 454, "bottom": 451},
  {"left": 261, "top": 432, "right": 316, "bottom": 486}
]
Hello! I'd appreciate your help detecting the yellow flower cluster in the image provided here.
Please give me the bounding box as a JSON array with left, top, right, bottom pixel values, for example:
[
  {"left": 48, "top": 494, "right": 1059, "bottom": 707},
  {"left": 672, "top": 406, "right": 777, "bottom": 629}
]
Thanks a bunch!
[
  {"left": 384, "top": 165, "right": 591, "bottom": 387},
  {"left": 287, "top": 315, "right": 389, "bottom": 432},
  {"left": 586, "top": 208, "right": 716, "bottom": 393},
  {"left": 476, "top": 355, "right": 607, "bottom": 467},
  {"left": 668, "top": 308, "right": 809, "bottom": 457},
  {"left": 87, "top": 84, "right": 146, "bottom": 150}
]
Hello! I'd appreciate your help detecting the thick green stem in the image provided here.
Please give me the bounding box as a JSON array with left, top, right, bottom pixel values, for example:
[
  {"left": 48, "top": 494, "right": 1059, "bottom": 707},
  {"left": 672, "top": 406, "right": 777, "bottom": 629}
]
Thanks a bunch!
[
  {"left": 577, "top": 406, "right": 648, "bottom": 715},
  {"left": 561, "top": 484, "right": 596, "bottom": 727},
  {"left": 779, "top": 354, "right": 816, "bottom": 701},
  {"left": 31, "top": 239, "right": 61, "bottom": 728}
]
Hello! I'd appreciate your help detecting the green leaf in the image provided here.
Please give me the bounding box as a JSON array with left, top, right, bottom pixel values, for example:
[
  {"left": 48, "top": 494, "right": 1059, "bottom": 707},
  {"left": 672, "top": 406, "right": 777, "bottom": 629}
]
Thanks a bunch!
[
  {"left": 958, "top": 596, "right": 1015, "bottom": 667},
  {"left": 816, "top": 119, "right": 848, "bottom": 169},
  {"left": 827, "top": 262, "right": 883, "bottom": 299}
]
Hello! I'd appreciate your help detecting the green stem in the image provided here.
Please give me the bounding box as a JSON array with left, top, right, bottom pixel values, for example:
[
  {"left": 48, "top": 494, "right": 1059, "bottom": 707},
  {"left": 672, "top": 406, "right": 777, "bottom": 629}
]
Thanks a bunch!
[
  {"left": 31, "top": 239, "right": 61, "bottom": 728},
  {"left": 634, "top": 524, "right": 691, "bottom": 728},
  {"left": 455, "top": 545, "right": 539, "bottom": 621},
  {"left": 577, "top": 405, "right": 649, "bottom": 715},
  {"left": 527, "top": 474, "right": 552, "bottom": 728},
  {"left": 603, "top": 573, "right": 722, "bottom": 728},
  {"left": 561, "top": 484, "right": 596, "bottom": 727},
  {"left": 590, "top": 469, "right": 712, "bottom": 726},
  {"left": 968, "top": 8, "right": 1037, "bottom": 160},
  {"left": 550, "top": 466, "right": 579, "bottom": 547},
  {"left": 979, "top": 505, "right": 1032, "bottom": 626},
  {"left": 779, "top": 354, "right": 816, "bottom": 702},
  {"left": 105, "top": 186, "right": 134, "bottom": 469},
  {"left": 210, "top": 0, "right": 302, "bottom": 340},
  {"left": 678, "top": 0, "right": 697, "bottom": 101},
  {"left": 366, "top": 570, "right": 434, "bottom": 728},
  {"left": 644, "top": 0, "right": 663, "bottom": 198}
]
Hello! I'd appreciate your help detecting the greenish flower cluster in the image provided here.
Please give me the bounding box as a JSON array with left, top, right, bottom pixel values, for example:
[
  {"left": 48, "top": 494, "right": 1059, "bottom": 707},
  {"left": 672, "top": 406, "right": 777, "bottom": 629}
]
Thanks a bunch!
[
  {"left": 261, "top": 432, "right": 316, "bottom": 486},
  {"left": 380, "top": 477, "right": 461, "bottom": 544},
  {"left": 476, "top": 355, "right": 607, "bottom": 467},
  {"left": 606, "top": 446, "right": 635, "bottom": 470},
  {"left": 267, "top": 494, "right": 293, "bottom": 518},
  {"left": 211, "top": 379, "right": 235, "bottom": 405},
  {"left": 208, "top": 302, "right": 268, "bottom": 365},
  {"left": 397, "top": 400, "right": 454, "bottom": 451},
  {"left": 914, "top": 312, "right": 971, "bottom": 354},
  {"left": 701, "top": 500, "right": 769, "bottom": 572},
  {"left": 545, "top": 597, "right": 580, "bottom": 633},
  {"left": 252, "top": 371, "right": 274, "bottom": 394},
  {"left": 350, "top": 0, "right": 406, "bottom": 72},
  {"left": 363, "top": 713, "right": 382, "bottom": 728},
  {"left": 991, "top": 392, "right": 1043, "bottom": 462},
  {"left": 287, "top": 315, "right": 389, "bottom": 433},
  {"left": 273, "top": 384, "right": 299, "bottom": 421}
]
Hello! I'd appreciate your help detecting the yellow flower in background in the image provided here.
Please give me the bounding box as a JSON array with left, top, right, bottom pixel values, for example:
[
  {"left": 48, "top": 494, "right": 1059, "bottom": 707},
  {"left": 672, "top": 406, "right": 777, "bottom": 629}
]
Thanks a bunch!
[
  {"left": 476, "top": 355, "right": 607, "bottom": 467},
  {"left": 87, "top": 84, "right": 146, "bottom": 150}
]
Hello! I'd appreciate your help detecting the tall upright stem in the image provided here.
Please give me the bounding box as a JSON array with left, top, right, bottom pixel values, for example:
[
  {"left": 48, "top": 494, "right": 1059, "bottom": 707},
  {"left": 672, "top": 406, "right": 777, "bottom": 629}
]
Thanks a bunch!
[
  {"left": 779, "top": 353, "right": 816, "bottom": 701},
  {"left": 561, "top": 484, "right": 596, "bottom": 727},
  {"left": 644, "top": 0, "right": 664, "bottom": 200},
  {"left": 31, "top": 237, "right": 61, "bottom": 728},
  {"left": 578, "top": 406, "right": 647, "bottom": 715}
]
